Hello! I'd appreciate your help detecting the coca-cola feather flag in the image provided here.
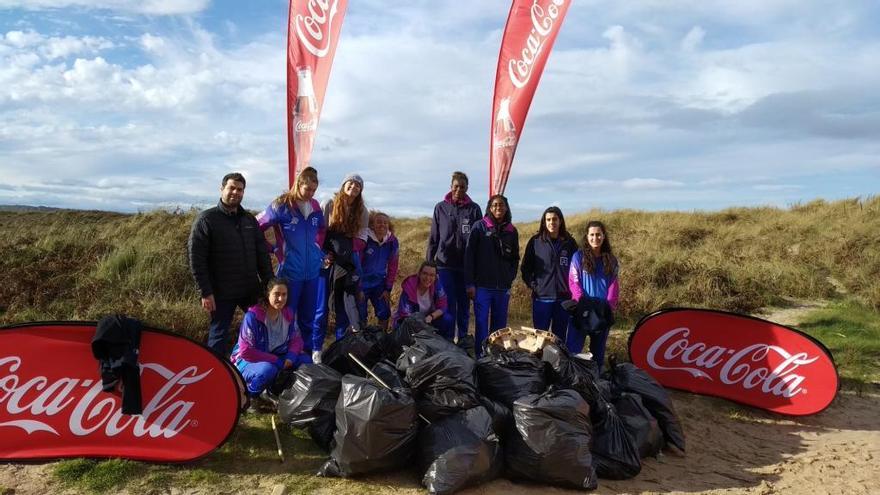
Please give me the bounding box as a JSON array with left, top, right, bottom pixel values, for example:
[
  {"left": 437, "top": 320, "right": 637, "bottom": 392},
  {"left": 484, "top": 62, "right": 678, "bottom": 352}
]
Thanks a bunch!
[
  {"left": 287, "top": 0, "right": 349, "bottom": 186},
  {"left": 490, "top": 0, "right": 571, "bottom": 196}
]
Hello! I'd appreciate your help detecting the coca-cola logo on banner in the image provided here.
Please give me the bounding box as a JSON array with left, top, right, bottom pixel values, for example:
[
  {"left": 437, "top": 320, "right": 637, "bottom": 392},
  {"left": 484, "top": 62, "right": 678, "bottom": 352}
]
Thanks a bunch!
[
  {"left": 508, "top": 0, "right": 567, "bottom": 88},
  {"left": 628, "top": 309, "right": 839, "bottom": 416},
  {"left": 0, "top": 322, "right": 241, "bottom": 461},
  {"left": 294, "top": 0, "right": 341, "bottom": 57}
]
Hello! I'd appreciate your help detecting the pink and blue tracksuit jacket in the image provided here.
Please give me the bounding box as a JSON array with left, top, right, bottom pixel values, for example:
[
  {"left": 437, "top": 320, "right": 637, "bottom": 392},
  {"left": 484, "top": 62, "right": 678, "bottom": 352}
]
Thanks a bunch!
[
  {"left": 392, "top": 274, "right": 448, "bottom": 327},
  {"left": 256, "top": 199, "right": 326, "bottom": 281},
  {"left": 361, "top": 230, "right": 399, "bottom": 291},
  {"left": 568, "top": 250, "right": 619, "bottom": 310},
  {"left": 230, "top": 305, "right": 305, "bottom": 371}
]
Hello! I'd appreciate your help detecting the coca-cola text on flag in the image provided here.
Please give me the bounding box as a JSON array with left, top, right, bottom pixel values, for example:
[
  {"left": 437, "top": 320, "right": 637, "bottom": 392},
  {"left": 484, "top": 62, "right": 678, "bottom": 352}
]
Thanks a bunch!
[
  {"left": 0, "top": 322, "right": 242, "bottom": 462},
  {"left": 489, "top": 0, "right": 572, "bottom": 196},
  {"left": 287, "top": 0, "right": 349, "bottom": 186},
  {"left": 628, "top": 309, "right": 839, "bottom": 416}
]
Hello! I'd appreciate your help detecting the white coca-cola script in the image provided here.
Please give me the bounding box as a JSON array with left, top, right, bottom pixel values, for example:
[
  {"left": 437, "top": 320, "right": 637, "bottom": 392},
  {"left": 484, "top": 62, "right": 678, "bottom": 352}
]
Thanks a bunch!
[
  {"left": 508, "top": 0, "right": 566, "bottom": 89},
  {"left": 294, "top": 0, "right": 340, "bottom": 58},
  {"left": 0, "top": 357, "right": 211, "bottom": 438},
  {"left": 646, "top": 327, "right": 819, "bottom": 398}
]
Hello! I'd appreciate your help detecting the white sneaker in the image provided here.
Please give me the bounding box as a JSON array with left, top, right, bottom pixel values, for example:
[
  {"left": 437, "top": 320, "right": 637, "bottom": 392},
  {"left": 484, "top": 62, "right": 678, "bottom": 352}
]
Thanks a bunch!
[{"left": 312, "top": 350, "right": 322, "bottom": 364}]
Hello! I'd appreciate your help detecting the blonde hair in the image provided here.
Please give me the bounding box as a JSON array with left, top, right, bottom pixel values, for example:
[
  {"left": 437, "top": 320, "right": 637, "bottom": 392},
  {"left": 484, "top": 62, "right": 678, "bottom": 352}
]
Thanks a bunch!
[
  {"left": 369, "top": 210, "right": 394, "bottom": 234},
  {"left": 274, "top": 167, "right": 319, "bottom": 206}
]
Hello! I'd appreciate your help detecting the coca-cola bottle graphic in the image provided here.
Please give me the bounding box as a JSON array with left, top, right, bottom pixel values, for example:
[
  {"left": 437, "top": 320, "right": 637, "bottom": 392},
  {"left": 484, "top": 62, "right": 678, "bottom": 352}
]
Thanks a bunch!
[
  {"left": 492, "top": 97, "right": 517, "bottom": 194},
  {"left": 293, "top": 66, "right": 318, "bottom": 170}
]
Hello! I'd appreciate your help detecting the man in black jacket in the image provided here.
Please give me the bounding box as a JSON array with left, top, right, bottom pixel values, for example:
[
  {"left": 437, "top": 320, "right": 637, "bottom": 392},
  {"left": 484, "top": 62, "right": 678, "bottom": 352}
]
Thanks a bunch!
[{"left": 188, "top": 172, "right": 273, "bottom": 357}]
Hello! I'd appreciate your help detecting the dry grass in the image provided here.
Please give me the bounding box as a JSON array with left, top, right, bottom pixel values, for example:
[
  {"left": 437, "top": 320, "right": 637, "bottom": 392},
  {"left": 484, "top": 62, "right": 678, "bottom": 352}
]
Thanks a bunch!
[{"left": 1, "top": 197, "right": 878, "bottom": 342}]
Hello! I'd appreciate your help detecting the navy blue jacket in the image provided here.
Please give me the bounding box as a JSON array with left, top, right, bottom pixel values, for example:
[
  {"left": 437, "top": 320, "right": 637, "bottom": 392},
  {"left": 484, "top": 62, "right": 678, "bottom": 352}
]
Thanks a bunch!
[
  {"left": 464, "top": 216, "right": 519, "bottom": 290},
  {"left": 521, "top": 234, "right": 579, "bottom": 300},
  {"left": 426, "top": 192, "right": 483, "bottom": 270}
]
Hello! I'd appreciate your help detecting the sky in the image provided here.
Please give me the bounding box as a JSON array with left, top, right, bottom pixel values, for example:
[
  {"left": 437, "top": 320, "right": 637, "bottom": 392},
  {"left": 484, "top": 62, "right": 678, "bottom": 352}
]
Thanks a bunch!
[{"left": 0, "top": 0, "right": 878, "bottom": 218}]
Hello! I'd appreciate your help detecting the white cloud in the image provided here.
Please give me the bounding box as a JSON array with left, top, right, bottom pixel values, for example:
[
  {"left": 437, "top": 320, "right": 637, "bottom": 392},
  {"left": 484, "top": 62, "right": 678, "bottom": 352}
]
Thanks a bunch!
[
  {"left": 0, "top": 0, "right": 209, "bottom": 15},
  {"left": 681, "top": 26, "right": 704, "bottom": 52}
]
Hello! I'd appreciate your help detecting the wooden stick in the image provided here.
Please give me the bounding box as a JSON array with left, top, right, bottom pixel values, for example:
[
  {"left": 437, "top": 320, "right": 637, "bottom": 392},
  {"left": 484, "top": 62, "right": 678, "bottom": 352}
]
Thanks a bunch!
[
  {"left": 346, "top": 352, "right": 431, "bottom": 424},
  {"left": 270, "top": 415, "right": 284, "bottom": 463}
]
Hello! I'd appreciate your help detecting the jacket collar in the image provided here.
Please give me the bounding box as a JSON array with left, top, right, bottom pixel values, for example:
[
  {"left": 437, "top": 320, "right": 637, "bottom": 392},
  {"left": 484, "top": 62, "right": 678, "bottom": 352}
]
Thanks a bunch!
[
  {"left": 444, "top": 191, "right": 473, "bottom": 206},
  {"left": 401, "top": 274, "right": 434, "bottom": 301},
  {"left": 368, "top": 229, "right": 394, "bottom": 245}
]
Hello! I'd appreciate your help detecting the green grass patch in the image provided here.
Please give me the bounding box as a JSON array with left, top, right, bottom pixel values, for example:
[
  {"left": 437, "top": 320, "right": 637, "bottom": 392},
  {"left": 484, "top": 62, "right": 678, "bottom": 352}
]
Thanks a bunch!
[
  {"left": 53, "top": 458, "right": 140, "bottom": 493},
  {"left": 798, "top": 299, "right": 880, "bottom": 390}
]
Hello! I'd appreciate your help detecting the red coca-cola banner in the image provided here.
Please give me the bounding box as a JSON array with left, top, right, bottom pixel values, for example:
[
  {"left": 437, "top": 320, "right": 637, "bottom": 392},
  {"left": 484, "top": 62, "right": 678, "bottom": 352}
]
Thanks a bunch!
[
  {"left": 489, "top": 0, "right": 571, "bottom": 196},
  {"left": 287, "top": 0, "right": 349, "bottom": 186},
  {"left": 628, "top": 309, "right": 839, "bottom": 416},
  {"left": 0, "top": 322, "right": 242, "bottom": 462}
]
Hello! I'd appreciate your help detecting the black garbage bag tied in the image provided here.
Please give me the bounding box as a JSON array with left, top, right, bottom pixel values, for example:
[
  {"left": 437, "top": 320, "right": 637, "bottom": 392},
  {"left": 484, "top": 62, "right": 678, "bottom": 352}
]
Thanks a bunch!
[
  {"left": 371, "top": 360, "right": 407, "bottom": 389},
  {"left": 318, "top": 375, "right": 418, "bottom": 478},
  {"left": 419, "top": 406, "right": 502, "bottom": 495},
  {"left": 321, "top": 327, "right": 385, "bottom": 377},
  {"left": 278, "top": 364, "right": 342, "bottom": 427},
  {"left": 614, "top": 392, "right": 664, "bottom": 459},
  {"left": 607, "top": 362, "right": 686, "bottom": 452},
  {"left": 542, "top": 344, "right": 600, "bottom": 407},
  {"left": 476, "top": 351, "right": 546, "bottom": 408},
  {"left": 504, "top": 389, "right": 598, "bottom": 491},
  {"left": 406, "top": 351, "right": 479, "bottom": 422},
  {"left": 590, "top": 397, "right": 642, "bottom": 479}
]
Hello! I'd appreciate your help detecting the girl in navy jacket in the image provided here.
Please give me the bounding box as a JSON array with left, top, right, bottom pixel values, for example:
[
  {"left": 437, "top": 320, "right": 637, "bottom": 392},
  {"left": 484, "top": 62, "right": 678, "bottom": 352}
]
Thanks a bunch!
[
  {"left": 521, "top": 206, "right": 579, "bottom": 343},
  {"left": 464, "top": 194, "right": 519, "bottom": 357}
]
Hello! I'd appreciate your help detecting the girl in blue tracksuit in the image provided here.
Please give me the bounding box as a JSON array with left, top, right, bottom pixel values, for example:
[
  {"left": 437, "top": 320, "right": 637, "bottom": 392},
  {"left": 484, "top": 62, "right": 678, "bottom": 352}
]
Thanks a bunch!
[
  {"left": 257, "top": 167, "right": 326, "bottom": 363},
  {"left": 230, "top": 278, "right": 312, "bottom": 397},
  {"left": 464, "top": 194, "right": 519, "bottom": 357},
  {"left": 520, "top": 206, "right": 579, "bottom": 343},
  {"left": 568, "top": 220, "right": 620, "bottom": 367},
  {"left": 358, "top": 211, "right": 399, "bottom": 330}
]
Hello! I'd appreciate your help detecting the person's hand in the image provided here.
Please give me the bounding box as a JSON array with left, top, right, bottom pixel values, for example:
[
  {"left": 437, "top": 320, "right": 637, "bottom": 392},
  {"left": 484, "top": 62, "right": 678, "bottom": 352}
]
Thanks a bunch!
[
  {"left": 381, "top": 290, "right": 390, "bottom": 303},
  {"left": 466, "top": 287, "right": 475, "bottom": 300},
  {"left": 283, "top": 359, "right": 293, "bottom": 369},
  {"left": 201, "top": 295, "right": 216, "bottom": 313},
  {"left": 356, "top": 291, "right": 365, "bottom": 303},
  {"left": 425, "top": 314, "right": 434, "bottom": 324},
  {"left": 323, "top": 253, "right": 334, "bottom": 268}
]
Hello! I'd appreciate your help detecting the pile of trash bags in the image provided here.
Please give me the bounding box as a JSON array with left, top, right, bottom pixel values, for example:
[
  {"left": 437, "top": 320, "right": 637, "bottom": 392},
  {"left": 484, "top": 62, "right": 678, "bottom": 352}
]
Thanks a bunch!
[{"left": 276, "top": 317, "right": 686, "bottom": 494}]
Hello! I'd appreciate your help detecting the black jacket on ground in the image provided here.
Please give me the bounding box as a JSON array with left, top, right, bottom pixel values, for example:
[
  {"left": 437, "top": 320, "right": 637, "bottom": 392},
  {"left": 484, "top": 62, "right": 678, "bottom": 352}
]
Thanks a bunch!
[
  {"left": 188, "top": 201, "right": 273, "bottom": 301},
  {"left": 464, "top": 216, "right": 519, "bottom": 290},
  {"left": 521, "top": 234, "right": 579, "bottom": 300}
]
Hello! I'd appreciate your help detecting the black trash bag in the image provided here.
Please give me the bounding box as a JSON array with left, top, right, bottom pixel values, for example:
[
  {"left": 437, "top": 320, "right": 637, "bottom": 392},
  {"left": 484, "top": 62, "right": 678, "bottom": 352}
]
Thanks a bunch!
[
  {"left": 607, "top": 362, "right": 686, "bottom": 452},
  {"left": 504, "top": 389, "right": 598, "bottom": 490},
  {"left": 317, "top": 375, "right": 418, "bottom": 477},
  {"left": 308, "top": 413, "right": 336, "bottom": 452},
  {"left": 613, "top": 392, "right": 663, "bottom": 459},
  {"left": 278, "top": 364, "right": 342, "bottom": 427},
  {"left": 476, "top": 351, "right": 546, "bottom": 408},
  {"left": 371, "top": 360, "right": 407, "bottom": 389},
  {"left": 542, "top": 344, "right": 600, "bottom": 406},
  {"left": 396, "top": 345, "right": 430, "bottom": 374},
  {"left": 456, "top": 334, "right": 476, "bottom": 359},
  {"left": 383, "top": 315, "right": 432, "bottom": 360},
  {"left": 321, "top": 327, "right": 384, "bottom": 377},
  {"left": 268, "top": 367, "right": 297, "bottom": 397},
  {"left": 411, "top": 328, "right": 466, "bottom": 357},
  {"left": 477, "top": 395, "right": 512, "bottom": 437},
  {"left": 590, "top": 397, "right": 641, "bottom": 480},
  {"left": 407, "top": 351, "right": 479, "bottom": 422},
  {"left": 419, "top": 406, "right": 502, "bottom": 495}
]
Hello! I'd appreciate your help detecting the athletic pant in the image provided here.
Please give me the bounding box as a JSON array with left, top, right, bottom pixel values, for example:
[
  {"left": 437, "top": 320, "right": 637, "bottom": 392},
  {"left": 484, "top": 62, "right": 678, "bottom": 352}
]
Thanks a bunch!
[
  {"left": 566, "top": 323, "right": 611, "bottom": 370},
  {"left": 473, "top": 288, "right": 510, "bottom": 358},
  {"left": 532, "top": 298, "right": 572, "bottom": 343},
  {"left": 286, "top": 276, "right": 325, "bottom": 353},
  {"left": 357, "top": 285, "right": 391, "bottom": 323},
  {"left": 208, "top": 296, "right": 255, "bottom": 358},
  {"left": 238, "top": 353, "right": 313, "bottom": 395},
  {"left": 438, "top": 268, "right": 470, "bottom": 340}
]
